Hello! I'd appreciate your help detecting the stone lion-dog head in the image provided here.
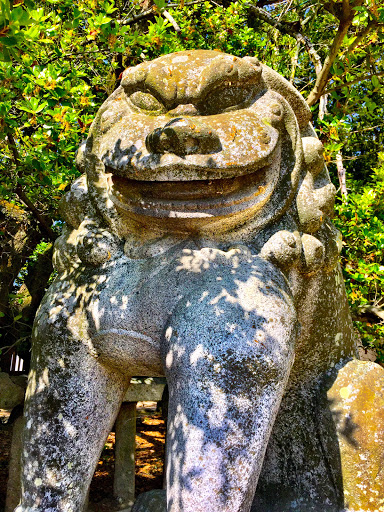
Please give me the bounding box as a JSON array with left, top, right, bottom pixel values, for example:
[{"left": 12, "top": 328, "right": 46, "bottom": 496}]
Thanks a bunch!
[{"left": 58, "top": 49, "right": 337, "bottom": 274}]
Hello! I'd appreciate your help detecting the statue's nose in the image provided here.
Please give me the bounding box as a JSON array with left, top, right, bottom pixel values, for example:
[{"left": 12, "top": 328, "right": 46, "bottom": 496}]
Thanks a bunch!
[{"left": 146, "top": 118, "right": 221, "bottom": 156}]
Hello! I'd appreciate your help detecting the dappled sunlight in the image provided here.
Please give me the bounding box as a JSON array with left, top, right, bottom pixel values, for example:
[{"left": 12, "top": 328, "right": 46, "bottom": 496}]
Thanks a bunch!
[
  {"left": 62, "top": 418, "right": 78, "bottom": 439},
  {"left": 209, "top": 288, "right": 237, "bottom": 307},
  {"left": 36, "top": 367, "right": 49, "bottom": 394},
  {"left": 25, "top": 369, "right": 36, "bottom": 401},
  {"left": 20, "top": 230, "right": 301, "bottom": 512},
  {"left": 160, "top": 254, "right": 298, "bottom": 511},
  {"left": 175, "top": 246, "right": 252, "bottom": 274},
  {"left": 175, "top": 249, "right": 212, "bottom": 273},
  {"left": 189, "top": 344, "right": 206, "bottom": 366}
]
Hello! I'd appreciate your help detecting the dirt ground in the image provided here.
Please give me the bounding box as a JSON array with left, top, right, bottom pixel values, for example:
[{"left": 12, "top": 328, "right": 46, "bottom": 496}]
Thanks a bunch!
[{"left": 0, "top": 402, "right": 166, "bottom": 512}]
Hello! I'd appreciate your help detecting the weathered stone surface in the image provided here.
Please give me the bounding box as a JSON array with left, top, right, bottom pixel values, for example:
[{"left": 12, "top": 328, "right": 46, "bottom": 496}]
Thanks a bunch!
[
  {"left": 328, "top": 359, "right": 384, "bottom": 511},
  {"left": 0, "top": 372, "right": 25, "bottom": 410},
  {"left": 131, "top": 490, "right": 166, "bottom": 512},
  {"left": 15, "top": 50, "right": 380, "bottom": 512}
]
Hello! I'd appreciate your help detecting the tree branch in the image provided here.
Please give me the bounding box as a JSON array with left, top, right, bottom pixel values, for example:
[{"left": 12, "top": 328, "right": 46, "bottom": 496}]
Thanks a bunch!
[
  {"left": 306, "top": 0, "right": 365, "bottom": 106},
  {"left": 347, "top": 20, "right": 376, "bottom": 53},
  {"left": 247, "top": 1, "right": 355, "bottom": 196},
  {"left": 336, "top": 150, "right": 348, "bottom": 200},
  {"left": 118, "top": 6, "right": 155, "bottom": 25},
  {"left": 118, "top": 0, "right": 205, "bottom": 25},
  {"left": 290, "top": 42, "right": 300, "bottom": 83},
  {"left": 162, "top": 9, "right": 181, "bottom": 32},
  {"left": 43, "top": 49, "right": 104, "bottom": 66},
  {"left": 323, "top": 69, "right": 384, "bottom": 94},
  {"left": 6, "top": 133, "right": 56, "bottom": 241},
  {"left": 256, "top": 0, "right": 285, "bottom": 6},
  {"left": 247, "top": 2, "right": 372, "bottom": 108},
  {"left": 167, "top": 0, "right": 206, "bottom": 7},
  {"left": 306, "top": 21, "right": 351, "bottom": 106},
  {"left": 349, "top": 122, "right": 384, "bottom": 134},
  {"left": 246, "top": 4, "right": 323, "bottom": 74}
]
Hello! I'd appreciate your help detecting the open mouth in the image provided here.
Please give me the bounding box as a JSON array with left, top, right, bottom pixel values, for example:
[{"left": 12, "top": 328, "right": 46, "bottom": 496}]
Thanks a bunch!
[{"left": 108, "top": 163, "right": 277, "bottom": 219}]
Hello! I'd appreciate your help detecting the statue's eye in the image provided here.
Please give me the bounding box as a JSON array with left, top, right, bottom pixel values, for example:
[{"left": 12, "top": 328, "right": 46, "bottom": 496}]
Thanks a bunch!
[{"left": 129, "top": 92, "right": 166, "bottom": 113}]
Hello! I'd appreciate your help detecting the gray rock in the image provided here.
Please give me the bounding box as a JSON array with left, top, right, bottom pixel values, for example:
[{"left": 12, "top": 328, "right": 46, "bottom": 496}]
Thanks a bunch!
[
  {"left": 0, "top": 372, "right": 25, "bottom": 410},
  {"left": 327, "top": 359, "right": 384, "bottom": 511},
  {"left": 132, "top": 490, "right": 166, "bottom": 512}
]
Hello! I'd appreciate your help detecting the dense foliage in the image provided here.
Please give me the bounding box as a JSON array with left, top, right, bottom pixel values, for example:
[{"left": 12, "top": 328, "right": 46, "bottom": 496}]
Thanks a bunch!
[
  {"left": 0, "top": 0, "right": 383, "bottom": 367},
  {"left": 334, "top": 156, "right": 384, "bottom": 361}
]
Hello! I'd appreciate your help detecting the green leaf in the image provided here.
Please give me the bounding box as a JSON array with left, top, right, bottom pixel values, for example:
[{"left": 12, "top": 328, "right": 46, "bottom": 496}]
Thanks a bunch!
[
  {"left": 10, "top": 6, "right": 31, "bottom": 26},
  {"left": 153, "top": 0, "right": 166, "bottom": 11},
  {"left": 0, "top": 0, "right": 12, "bottom": 22},
  {"left": 1, "top": 35, "right": 19, "bottom": 46},
  {"left": 23, "top": 23, "right": 39, "bottom": 39},
  {"left": 371, "top": 75, "right": 380, "bottom": 88},
  {"left": 18, "top": 97, "right": 47, "bottom": 113},
  {"left": 0, "top": 46, "right": 11, "bottom": 61}
]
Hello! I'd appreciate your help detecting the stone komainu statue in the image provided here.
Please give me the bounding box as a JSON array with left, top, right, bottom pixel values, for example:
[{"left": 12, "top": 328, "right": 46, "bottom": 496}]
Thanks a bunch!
[{"left": 17, "top": 51, "right": 384, "bottom": 512}]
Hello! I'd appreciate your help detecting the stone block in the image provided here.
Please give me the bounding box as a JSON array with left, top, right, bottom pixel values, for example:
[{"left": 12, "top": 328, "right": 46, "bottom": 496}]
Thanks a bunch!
[
  {"left": 123, "top": 378, "right": 166, "bottom": 403},
  {"left": 131, "top": 490, "right": 166, "bottom": 512},
  {"left": 328, "top": 359, "right": 384, "bottom": 511},
  {"left": 0, "top": 372, "right": 25, "bottom": 410}
]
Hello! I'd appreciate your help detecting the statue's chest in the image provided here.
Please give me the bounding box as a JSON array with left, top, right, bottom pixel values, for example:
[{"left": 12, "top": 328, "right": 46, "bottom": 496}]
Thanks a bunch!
[
  {"left": 85, "top": 251, "right": 193, "bottom": 342},
  {"left": 52, "top": 242, "right": 255, "bottom": 352}
]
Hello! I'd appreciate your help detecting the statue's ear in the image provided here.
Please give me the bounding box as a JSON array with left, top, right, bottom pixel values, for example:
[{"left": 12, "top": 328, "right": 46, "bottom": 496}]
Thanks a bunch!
[{"left": 261, "top": 64, "right": 312, "bottom": 129}]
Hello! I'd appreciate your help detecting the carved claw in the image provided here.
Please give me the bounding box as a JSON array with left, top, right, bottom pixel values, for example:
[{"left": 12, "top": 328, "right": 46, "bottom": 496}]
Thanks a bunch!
[
  {"left": 300, "top": 233, "right": 325, "bottom": 274},
  {"left": 260, "top": 230, "right": 301, "bottom": 269},
  {"left": 77, "top": 223, "right": 122, "bottom": 266}
]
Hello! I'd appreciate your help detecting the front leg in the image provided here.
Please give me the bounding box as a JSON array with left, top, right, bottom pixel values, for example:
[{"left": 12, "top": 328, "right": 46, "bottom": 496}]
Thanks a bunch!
[
  {"left": 162, "top": 256, "right": 298, "bottom": 512},
  {"left": 15, "top": 285, "right": 129, "bottom": 512}
]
